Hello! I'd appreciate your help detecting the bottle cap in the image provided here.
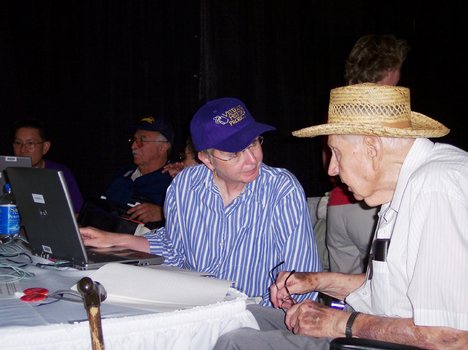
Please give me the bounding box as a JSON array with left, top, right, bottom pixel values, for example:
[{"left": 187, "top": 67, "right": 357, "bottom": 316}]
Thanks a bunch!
[{"left": 3, "top": 183, "right": 11, "bottom": 193}]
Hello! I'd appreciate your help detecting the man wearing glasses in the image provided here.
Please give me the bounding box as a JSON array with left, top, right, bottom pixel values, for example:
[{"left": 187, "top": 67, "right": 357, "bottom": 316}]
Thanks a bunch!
[
  {"left": 101, "top": 116, "right": 174, "bottom": 228},
  {"left": 12, "top": 118, "right": 84, "bottom": 214},
  {"left": 81, "top": 97, "right": 321, "bottom": 305}
]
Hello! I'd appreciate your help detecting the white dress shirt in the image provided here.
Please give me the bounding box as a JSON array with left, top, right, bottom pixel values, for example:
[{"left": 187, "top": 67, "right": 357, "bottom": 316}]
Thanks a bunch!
[{"left": 347, "top": 138, "right": 468, "bottom": 331}]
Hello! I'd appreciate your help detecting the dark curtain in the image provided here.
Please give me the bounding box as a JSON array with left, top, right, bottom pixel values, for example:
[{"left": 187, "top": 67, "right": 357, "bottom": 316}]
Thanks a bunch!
[
  {"left": 199, "top": 0, "right": 468, "bottom": 196},
  {"left": 0, "top": 1, "right": 200, "bottom": 200},
  {"left": 0, "top": 1, "right": 467, "bottom": 200},
  {"left": 200, "top": 1, "right": 346, "bottom": 196}
]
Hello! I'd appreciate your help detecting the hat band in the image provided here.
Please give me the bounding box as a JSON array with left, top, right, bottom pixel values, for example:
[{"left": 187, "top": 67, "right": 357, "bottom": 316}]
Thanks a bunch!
[
  {"left": 382, "top": 120, "right": 411, "bottom": 128},
  {"left": 330, "top": 119, "right": 411, "bottom": 129}
]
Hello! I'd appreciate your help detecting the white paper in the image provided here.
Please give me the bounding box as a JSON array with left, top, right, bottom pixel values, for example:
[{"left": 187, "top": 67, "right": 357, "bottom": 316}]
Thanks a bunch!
[{"left": 82, "top": 263, "right": 232, "bottom": 310}]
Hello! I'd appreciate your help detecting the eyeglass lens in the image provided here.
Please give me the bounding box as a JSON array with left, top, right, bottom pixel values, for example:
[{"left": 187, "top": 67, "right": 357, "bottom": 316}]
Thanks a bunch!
[{"left": 12, "top": 141, "right": 44, "bottom": 149}]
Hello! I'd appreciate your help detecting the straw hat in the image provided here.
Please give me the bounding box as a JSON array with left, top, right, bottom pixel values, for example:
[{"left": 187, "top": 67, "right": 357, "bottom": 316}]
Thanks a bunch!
[{"left": 292, "top": 83, "right": 450, "bottom": 138}]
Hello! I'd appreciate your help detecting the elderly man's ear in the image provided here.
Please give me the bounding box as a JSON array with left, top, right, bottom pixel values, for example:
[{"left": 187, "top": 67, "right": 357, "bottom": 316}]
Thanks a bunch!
[{"left": 364, "top": 136, "right": 383, "bottom": 168}]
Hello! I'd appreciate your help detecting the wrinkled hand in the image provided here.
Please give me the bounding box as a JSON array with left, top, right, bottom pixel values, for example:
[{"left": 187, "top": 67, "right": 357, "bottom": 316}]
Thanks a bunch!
[
  {"left": 127, "top": 203, "right": 163, "bottom": 223},
  {"left": 162, "top": 162, "right": 184, "bottom": 178},
  {"left": 270, "top": 271, "right": 314, "bottom": 309},
  {"left": 285, "top": 299, "right": 347, "bottom": 338},
  {"left": 80, "top": 226, "right": 116, "bottom": 248}
]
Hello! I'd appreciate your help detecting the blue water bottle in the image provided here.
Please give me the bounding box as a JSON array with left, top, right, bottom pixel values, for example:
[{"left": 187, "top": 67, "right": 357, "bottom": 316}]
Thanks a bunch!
[{"left": 0, "top": 183, "right": 20, "bottom": 239}]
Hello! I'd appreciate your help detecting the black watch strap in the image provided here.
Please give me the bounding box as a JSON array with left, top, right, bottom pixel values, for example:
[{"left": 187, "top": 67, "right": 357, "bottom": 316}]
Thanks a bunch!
[{"left": 345, "top": 311, "right": 360, "bottom": 338}]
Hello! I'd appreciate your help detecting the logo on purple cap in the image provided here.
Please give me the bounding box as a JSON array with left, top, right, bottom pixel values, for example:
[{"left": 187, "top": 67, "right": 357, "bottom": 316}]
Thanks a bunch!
[{"left": 213, "top": 105, "right": 246, "bottom": 126}]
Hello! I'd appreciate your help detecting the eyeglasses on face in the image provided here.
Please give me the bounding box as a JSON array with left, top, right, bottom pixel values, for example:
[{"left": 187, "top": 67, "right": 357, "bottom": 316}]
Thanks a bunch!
[
  {"left": 269, "top": 260, "right": 296, "bottom": 311},
  {"left": 129, "top": 136, "right": 168, "bottom": 146},
  {"left": 211, "top": 136, "right": 264, "bottom": 162},
  {"left": 12, "top": 141, "right": 45, "bottom": 150}
]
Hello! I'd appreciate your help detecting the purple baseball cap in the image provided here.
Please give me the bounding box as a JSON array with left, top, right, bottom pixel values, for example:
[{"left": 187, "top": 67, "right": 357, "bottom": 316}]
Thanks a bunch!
[
  {"left": 130, "top": 116, "right": 174, "bottom": 145},
  {"left": 190, "top": 97, "right": 276, "bottom": 152}
]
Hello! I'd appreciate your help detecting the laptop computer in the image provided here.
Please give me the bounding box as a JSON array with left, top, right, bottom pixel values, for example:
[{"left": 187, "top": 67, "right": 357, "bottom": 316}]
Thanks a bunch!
[
  {"left": 6, "top": 167, "right": 164, "bottom": 270},
  {"left": 0, "top": 155, "right": 32, "bottom": 189}
]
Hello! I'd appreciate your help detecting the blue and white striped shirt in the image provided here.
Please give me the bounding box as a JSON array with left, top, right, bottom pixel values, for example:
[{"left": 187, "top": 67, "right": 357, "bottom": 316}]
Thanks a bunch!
[{"left": 145, "top": 163, "right": 321, "bottom": 305}]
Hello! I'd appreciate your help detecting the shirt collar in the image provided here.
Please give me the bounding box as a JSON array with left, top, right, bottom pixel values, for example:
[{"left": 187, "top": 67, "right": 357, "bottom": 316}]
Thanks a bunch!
[{"left": 389, "top": 138, "right": 435, "bottom": 213}]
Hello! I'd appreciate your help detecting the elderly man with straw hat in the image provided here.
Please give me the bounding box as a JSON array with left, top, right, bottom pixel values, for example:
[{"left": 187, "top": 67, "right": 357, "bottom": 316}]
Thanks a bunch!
[{"left": 214, "top": 84, "right": 468, "bottom": 350}]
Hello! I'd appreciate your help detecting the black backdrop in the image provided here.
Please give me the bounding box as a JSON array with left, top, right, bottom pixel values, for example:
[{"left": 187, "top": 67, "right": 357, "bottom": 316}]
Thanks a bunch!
[{"left": 1, "top": 1, "right": 467, "bottom": 200}]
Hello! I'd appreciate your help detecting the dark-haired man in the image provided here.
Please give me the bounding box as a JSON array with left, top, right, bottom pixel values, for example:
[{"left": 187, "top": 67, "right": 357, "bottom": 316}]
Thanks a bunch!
[{"left": 12, "top": 118, "right": 84, "bottom": 214}]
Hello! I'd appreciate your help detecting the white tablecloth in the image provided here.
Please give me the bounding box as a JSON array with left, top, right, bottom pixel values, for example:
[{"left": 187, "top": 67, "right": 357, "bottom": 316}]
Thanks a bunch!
[
  {"left": 2, "top": 295, "right": 258, "bottom": 350},
  {"left": 0, "top": 243, "right": 259, "bottom": 350}
]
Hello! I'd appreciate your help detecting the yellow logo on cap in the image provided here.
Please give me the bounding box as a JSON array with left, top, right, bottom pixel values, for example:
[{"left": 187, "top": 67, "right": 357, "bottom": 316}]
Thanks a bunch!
[
  {"left": 140, "top": 116, "right": 155, "bottom": 124},
  {"left": 213, "top": 105, "right": 246, "bottom": 126}
]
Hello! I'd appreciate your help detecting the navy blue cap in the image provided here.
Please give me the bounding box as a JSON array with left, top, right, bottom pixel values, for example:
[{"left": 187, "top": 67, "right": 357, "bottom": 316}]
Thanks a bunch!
[{"left": 130, "top": 116, "right": 174, "bottom": 145}]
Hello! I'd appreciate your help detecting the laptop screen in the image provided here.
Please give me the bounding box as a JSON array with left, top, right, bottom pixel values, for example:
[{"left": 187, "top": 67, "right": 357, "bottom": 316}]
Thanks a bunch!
[
  {"left": 6, "top": 167, "right": 164, "bottom": 269},
  {"left": 0, "top": 155, "right": 32, "bottom": 188}
]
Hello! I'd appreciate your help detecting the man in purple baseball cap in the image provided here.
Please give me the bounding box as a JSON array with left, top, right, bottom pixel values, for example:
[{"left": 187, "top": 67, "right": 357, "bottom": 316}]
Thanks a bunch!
[{"left": 81, "top": 97, "right": 321, "bottom": 309}]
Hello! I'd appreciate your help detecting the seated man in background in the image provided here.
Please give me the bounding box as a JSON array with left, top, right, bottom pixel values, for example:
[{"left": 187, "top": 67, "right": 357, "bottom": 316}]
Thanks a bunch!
[
  {"left": 213, "top": 84, "right": 468, "bottom": 349},
  {"left": 103, "top": 116, "right": 174, "bottom": 228},
  {"left": 81, "top": 97, "right": 321, "bottom": 305},
  {"left": 12, "top": 118, "right": 84, "bottom": 214}
]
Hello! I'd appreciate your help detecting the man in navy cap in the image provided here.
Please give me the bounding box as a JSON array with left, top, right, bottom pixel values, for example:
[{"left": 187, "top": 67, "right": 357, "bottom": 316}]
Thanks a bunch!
[
  {"left": 81, "top": 98, "right": 321, "bottom": 305},
  {"left": 103, "top": 116, "right": 174, "bottom": 227}
]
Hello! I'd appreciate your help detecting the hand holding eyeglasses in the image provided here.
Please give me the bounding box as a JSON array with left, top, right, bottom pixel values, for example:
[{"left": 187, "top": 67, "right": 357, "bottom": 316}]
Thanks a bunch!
[
  {"left": 270, "top": 269, "right": 300, "bottom": 310},
  {"left": 269, "top": 261, "right": 301, "bottom": 311}
]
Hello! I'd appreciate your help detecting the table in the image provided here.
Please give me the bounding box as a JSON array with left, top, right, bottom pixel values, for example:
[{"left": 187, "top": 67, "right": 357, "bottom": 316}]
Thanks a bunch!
[
  {"left": 2, "top": 297, "right": 257, "bottom": 349},
  {"left": 0, "top": 242, "right": 259, "bottom": 350}
]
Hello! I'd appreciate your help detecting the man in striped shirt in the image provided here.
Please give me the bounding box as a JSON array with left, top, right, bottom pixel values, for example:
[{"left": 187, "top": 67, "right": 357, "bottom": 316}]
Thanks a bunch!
[{"left": 81, "top": 97, "right": 321, "bottom": 306}]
